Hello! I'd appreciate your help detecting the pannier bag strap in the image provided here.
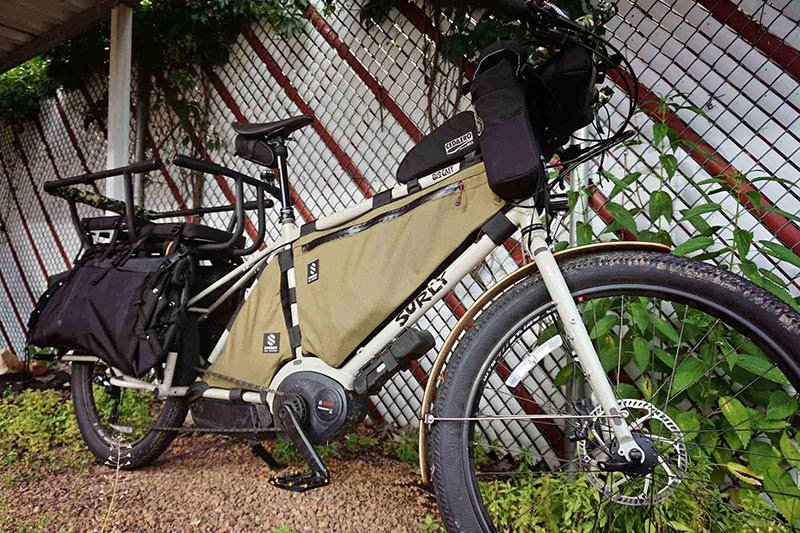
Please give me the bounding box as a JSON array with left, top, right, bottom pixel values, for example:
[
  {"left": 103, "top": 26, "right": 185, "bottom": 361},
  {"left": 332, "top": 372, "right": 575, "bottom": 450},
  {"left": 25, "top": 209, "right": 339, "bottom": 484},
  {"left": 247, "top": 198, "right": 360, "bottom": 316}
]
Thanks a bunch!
[{"left": 278, "top": 248, "right": 303, "bottom": 358}]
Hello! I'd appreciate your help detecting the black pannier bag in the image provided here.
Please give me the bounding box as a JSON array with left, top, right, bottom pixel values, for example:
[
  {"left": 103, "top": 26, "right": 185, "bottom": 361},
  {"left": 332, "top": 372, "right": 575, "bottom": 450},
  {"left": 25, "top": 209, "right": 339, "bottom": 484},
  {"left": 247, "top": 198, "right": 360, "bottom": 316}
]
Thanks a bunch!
[
  {"left": 470, "top": 41, "right": 547, "bottom": 201},
  {"left": 28, "top": 245, "right": 193, "bottom": 377},
  {"left": 396, "top": 111, "right": 478, "bottom": 183}
]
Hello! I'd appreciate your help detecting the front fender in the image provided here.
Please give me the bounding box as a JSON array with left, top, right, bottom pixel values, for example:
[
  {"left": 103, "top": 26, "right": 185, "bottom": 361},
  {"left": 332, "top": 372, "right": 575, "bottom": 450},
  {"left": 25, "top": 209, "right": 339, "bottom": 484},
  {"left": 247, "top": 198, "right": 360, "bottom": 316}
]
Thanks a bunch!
[{"left": 417, "top": 241, "right": 670, "bottom": 484}]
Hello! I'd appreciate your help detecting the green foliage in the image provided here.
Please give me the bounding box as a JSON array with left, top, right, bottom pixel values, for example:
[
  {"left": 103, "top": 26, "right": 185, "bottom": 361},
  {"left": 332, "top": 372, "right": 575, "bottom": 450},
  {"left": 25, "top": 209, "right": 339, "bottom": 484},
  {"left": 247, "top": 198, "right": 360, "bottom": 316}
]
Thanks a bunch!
[
  {"left": 385, "top": 426, "right": 420, "bottom": 470},
  {"left": 0, "top": 390, "right": 85, "bottom": 486},
  {"left": 480, "top": 468, "right": 788, "bottom": 532},
  {"left": 0, "top": 0, "right": 314, "bottom": 125},
  {"left": 273, "top": 523, "right": 297, "bottom": 533},
  {"left": 0, "top": 58, "right": 57, "bottom": 124},
  {"left": 419, "top": 513, "right": 445, "bottom": 532}
]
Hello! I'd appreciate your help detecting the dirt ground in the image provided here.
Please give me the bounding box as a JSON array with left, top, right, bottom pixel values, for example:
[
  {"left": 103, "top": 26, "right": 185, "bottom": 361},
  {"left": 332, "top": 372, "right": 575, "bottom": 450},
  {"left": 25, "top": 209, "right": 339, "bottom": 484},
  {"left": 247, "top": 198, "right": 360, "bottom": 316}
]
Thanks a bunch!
[{"left": 1, "top": 435, "right": 438, "bottom": 532}]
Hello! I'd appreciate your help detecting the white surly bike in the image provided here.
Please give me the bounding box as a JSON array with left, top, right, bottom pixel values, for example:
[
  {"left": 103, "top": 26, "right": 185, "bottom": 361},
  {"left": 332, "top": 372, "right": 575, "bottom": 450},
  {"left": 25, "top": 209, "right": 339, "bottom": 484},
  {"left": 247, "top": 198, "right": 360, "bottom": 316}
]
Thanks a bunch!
[{"left": 33, "top": 1, "right": 800, "bottom": 531}]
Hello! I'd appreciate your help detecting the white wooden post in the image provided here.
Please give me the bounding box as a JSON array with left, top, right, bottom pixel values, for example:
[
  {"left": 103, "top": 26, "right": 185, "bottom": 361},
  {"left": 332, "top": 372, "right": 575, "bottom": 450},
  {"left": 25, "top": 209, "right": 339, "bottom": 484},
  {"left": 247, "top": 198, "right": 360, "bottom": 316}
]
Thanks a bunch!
[{"left": 105, "top": 4, "right": 133, "bottom": 201}]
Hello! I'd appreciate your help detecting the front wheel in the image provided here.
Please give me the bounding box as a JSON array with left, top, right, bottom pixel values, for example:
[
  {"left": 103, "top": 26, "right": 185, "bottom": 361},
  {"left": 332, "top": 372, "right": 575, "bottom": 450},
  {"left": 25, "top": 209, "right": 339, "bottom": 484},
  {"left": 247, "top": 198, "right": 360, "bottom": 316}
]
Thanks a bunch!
[{"left": 430, "top": 251, "right": 800, "bottom": 532}]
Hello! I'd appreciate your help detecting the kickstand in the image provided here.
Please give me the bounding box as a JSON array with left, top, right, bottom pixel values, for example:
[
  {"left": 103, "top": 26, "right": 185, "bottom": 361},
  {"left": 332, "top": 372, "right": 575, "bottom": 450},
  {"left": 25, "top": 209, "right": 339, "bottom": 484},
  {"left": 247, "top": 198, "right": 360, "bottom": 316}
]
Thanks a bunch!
[
  {"left": 268, "top": 403, "right": 330, "bottom": 492},
  {"left": 251, "top": 442, "right": 287, "bottom": 472}
]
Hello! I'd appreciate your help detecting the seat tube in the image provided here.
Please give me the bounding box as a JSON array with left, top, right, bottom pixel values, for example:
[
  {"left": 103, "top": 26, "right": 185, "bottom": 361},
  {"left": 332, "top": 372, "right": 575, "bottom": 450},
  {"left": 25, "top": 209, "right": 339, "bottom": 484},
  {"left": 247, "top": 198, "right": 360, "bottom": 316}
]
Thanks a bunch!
[
  {"left": 274, "top": 140, "right": 294, "bottom": 224},
  {"left": 527, "top": 227, "right": 644, "bottom": 463}
]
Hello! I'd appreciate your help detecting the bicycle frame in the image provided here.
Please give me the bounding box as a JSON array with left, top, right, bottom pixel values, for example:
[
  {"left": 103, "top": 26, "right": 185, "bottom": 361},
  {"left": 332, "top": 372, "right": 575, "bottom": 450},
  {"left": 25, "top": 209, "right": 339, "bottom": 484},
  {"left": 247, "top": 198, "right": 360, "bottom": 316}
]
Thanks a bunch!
[{"left": 63, "top": 165, "right": 645, "bottom": 462}]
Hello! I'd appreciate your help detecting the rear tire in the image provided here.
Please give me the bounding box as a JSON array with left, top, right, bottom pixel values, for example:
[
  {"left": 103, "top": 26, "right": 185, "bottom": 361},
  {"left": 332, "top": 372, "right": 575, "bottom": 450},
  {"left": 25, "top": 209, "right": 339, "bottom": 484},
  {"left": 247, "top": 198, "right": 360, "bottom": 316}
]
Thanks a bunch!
[
  {"left": 71, "top": 361, "right": 189, "bottom": 469},
  {"left": 431, "top": 251, "right": 800, "bottom": 532}
]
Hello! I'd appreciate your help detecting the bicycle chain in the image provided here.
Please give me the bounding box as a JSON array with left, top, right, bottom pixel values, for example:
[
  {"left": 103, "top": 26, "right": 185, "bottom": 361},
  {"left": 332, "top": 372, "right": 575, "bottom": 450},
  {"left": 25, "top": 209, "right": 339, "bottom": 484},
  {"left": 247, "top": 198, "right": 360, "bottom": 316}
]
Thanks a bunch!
[{"left": 105, "top": 367, "right": 285, "bottom": 436}]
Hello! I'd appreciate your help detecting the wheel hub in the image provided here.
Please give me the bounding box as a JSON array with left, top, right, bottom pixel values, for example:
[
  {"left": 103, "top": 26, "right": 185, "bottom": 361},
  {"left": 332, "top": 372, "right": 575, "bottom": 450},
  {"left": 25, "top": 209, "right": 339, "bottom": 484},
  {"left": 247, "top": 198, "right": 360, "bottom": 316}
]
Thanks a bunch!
[
  {"left": 576, "top": 399, "right": 688, "bottom": 506},
  {"left": 606, "top": 432, "right": 660, "bottom": 477}
]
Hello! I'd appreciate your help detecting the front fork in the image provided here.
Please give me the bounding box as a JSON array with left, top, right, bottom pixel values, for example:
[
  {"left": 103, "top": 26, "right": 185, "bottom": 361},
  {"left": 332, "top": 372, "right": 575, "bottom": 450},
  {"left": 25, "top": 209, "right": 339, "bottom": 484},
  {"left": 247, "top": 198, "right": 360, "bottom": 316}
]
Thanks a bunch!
[{"left": 526, "top": 227, "right": 644, "bottom": 463}]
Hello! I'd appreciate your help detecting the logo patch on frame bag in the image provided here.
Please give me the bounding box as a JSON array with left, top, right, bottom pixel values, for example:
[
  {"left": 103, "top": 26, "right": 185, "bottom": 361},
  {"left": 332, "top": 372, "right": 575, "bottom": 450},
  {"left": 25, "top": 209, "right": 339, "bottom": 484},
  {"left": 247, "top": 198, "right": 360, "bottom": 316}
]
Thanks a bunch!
[{"left": 263, "top": 332, "right": 280, "bottom": 354}]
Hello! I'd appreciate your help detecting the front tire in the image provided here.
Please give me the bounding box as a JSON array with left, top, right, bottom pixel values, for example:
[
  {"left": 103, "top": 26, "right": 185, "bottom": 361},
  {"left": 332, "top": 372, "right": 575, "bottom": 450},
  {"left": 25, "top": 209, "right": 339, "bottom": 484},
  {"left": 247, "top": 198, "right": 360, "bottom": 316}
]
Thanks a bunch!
[{"left": 431, "top": 251, "right": 800, "bottom": 532}]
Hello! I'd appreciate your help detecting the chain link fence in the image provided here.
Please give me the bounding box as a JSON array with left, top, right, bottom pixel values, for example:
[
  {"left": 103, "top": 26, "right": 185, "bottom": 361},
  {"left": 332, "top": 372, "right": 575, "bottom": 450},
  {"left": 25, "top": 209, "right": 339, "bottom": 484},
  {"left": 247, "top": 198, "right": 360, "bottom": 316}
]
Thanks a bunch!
[{"left": 0, "top": 0, "right": 797, "bottom": 430}]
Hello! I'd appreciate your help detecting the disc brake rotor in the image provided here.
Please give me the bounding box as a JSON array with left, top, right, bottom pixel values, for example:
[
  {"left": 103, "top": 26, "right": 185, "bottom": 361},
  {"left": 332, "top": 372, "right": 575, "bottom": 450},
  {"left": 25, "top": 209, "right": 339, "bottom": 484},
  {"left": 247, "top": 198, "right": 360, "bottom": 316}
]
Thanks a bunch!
[{"left": 576, "top": 398, "right": 688, "bottom": 506}]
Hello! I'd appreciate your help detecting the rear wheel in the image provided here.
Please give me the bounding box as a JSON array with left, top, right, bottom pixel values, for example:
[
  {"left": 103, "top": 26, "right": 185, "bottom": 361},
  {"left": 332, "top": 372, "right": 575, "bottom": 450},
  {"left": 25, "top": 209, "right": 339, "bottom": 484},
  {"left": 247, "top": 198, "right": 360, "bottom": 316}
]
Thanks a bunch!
[
  {"left": 71, "top": 360, "right": 189, "bottom": 469},
  {"left": 431, "top": 251, "right": 800, "bottom": 532}
]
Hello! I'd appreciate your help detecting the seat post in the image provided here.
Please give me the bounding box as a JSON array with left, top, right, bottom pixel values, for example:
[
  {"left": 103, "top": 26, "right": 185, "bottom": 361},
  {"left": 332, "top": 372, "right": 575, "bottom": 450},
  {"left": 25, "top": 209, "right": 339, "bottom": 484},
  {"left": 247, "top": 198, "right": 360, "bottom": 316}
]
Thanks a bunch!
[{"left": 273, "top": 137, "right": 294, "bottom": 224}]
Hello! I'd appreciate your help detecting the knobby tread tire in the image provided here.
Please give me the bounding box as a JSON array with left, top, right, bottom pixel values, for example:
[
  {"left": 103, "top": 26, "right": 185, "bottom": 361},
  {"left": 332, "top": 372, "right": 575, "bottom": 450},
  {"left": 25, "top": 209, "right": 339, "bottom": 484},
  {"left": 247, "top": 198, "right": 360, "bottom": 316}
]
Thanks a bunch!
[
  {"left": 430, "top": 251, "right": 800, "bottom": 532},
  {"left": 71, "top": 362, "right": 189, "bottom": 470}
]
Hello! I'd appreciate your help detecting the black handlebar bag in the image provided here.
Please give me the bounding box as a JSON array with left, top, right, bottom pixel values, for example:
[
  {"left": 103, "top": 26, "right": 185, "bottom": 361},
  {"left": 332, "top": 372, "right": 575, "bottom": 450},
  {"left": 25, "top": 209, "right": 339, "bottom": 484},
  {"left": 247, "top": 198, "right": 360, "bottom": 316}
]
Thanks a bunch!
[
  {"left": 28, "top": 245, "right": 192, "bottom": 377},
  {"left": 470, "top": 41, "right": 546, "bottom": 201}
]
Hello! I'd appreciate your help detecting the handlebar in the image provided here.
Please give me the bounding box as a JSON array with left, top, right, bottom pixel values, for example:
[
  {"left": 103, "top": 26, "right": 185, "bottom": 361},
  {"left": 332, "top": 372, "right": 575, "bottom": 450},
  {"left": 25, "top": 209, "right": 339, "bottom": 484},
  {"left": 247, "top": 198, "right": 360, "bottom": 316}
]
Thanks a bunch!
[
  {"left": 173, "top": 154, "right": 281, "bottom": 201},
  {"left": 43, "top": 159, "right": 163, "bottom": 193}
]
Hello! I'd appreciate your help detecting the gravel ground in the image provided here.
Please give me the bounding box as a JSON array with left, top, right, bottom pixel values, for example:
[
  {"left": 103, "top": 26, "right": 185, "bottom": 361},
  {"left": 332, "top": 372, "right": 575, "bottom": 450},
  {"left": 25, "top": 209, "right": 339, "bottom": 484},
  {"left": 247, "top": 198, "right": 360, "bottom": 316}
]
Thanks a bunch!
[{"left": 2, "top": 435, "right": 438, "bottom": 532}]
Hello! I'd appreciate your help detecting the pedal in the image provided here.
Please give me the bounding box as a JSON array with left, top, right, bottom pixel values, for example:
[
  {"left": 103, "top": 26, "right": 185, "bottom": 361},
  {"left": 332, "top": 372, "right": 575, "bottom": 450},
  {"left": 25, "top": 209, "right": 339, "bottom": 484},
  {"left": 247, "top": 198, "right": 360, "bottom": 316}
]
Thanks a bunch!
[
  {"left": 251, "top": 443, "right": 287, "bottom": 472},
  {"left": 268, "top": 397, "right": 330, "bottom": 492},
  {"left": 353, "top": 328, "right": 435, "bottom": 395}
]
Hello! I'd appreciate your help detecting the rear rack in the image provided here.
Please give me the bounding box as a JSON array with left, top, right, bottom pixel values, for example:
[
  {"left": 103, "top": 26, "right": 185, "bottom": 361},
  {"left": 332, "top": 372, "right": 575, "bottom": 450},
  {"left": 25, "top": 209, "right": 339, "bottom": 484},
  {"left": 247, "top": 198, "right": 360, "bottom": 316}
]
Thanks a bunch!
[{"left": 43, "top": 156, "right": 281, "bottom": 255}]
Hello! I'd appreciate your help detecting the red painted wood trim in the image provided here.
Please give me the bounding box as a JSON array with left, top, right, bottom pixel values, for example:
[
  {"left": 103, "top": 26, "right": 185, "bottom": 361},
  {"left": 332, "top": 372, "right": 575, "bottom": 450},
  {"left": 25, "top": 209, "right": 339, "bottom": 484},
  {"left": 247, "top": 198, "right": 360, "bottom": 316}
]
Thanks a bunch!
[
  {"left": 202, "top": 67, "right": 316, "bottom": 224},
  {"left": 696, "top": 0, "right": 800, "bottom": 84},
  {"left": 610, "top": 68, "right": 800, "bottom": 255},
  {"left": 10, "top": 127, "right": 71, "bottom": 269},
  {"left": 304, "top": 5, "right": 423, "bottom": 144},
  {"left": 0, "top": 267, "right": 28, "bottom": 335},
  {"left": 53, "top": 96, "right": 100, "bottom": 194},
  {"left": 0, "top": 208, "right": 37, "bottom": 305},
  {"left": 241, "top": 27, "right": 377, "bottom": 199},
  {"left": 0, "top": 152, "right": 50, "bottom": 279}
]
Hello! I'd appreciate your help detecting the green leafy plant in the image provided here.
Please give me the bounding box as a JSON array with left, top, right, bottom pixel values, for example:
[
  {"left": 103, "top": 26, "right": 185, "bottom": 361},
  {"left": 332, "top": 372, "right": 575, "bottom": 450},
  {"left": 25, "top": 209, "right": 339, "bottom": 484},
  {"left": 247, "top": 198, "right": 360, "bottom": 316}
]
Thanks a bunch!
[
  {"left": 419, "top": 513, "right": 445, "bottom": 532},
  {"left": 385, "top": 426, "right": 420, "bottom": 470},
  {"left": 273, "top": 523, "right": 297, "bottom": 533},
  {"left": 0, "top": 390, "right": 86, "bottom": 486}
]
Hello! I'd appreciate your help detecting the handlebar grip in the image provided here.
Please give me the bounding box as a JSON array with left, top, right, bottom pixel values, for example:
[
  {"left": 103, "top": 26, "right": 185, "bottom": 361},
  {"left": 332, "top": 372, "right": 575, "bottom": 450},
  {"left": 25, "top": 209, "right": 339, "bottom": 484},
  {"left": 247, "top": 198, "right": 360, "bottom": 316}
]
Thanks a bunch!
[{"left": 173, "top": 154, "right": 225, "bottom": 175}]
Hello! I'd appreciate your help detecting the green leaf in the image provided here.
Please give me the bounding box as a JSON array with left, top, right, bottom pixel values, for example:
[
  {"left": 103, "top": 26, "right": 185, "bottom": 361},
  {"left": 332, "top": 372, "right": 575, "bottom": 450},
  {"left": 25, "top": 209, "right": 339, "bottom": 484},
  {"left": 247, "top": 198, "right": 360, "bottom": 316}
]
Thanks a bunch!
[
  {"left": 576, "top": 222, "right": 593, "bottom": 246},
  {"left": 733, "top": 228, "right": 752, "bottom": 257},
  {"left": 762, "top": 205, "right": 800, "bottom": 223},
  {"left": 672, "top": 236, "right": 714, "bottom": 256},
  {"left": 630, "top": 302, "right": 650, "bottom": 334},
  {"left": 659, "top": 154, "right": 678, "bottom": 179},
  {"left": 780, "top": 432, "right": 800, "bottom": 465},
  {"left": 653, "top": 316, "right": 680, "bottom": 343},
  {"left": 767, "top": 391, "right": 798, "bottom": 420},
  {"left": 604, "top": 202, "right": 638, "bottom": 235},
  {"left": 719, "top": 396, "right": 756, "bottom": 449},
  {"left": 674, "top": 411, "right": 699, "bottom": 442},
  {"left": 648, "top": 190, "right": 673, "bottom": 222},
  {"left": 758, "top": 240, "right": 800, "bottom": 269},
  {"left": 737, "top": 353, "right": 791, "bottom": 385},
  {"left": 607, "top": 172, "right": 641, "bottom": 200},
  {"left": 764, "top": 463, "right": 800, "bottom": 527},
  {"left": 632, "top": 337, "right": 649, "bottom": 371},
  {"left": 679, "top": 203, "right": 721, "bottom": 220},
  {"left": 652, "top": 123, "right": 668, "bottom": 149},
  {"left": 725, "top": 462, "right": 763, "bottom": 486},
  {"left": 553, "top": 364, "right": 574, "bottom": 387},
  {"left": 672, "top": 358, "right": 708, "bottom": 394},
  {"left": 590, "top": 315, "right": 617, "bottom": 339}
]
